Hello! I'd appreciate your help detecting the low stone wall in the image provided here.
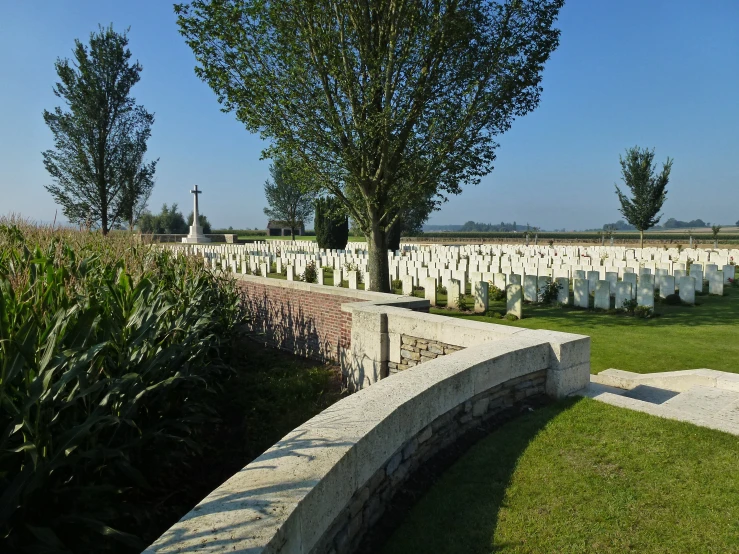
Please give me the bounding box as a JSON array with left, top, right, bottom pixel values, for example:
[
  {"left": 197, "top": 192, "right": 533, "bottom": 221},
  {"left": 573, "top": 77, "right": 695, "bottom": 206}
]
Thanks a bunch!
[
  {"left": 144, "top": 278, "right": 590, "bottom": 554},
  {"left": 312, "top": 370, "right": 546, "bottom": 553},
  {"left": 389, "top": 335, "right": 461, "bottom": 374},
  {"left": 140, "top": 233, "right": 238, "bottom": 243}
]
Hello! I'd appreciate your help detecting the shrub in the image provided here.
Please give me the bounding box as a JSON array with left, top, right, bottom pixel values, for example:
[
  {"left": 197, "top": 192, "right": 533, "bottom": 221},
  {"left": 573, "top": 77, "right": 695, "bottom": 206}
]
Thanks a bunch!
[
  {"left": 391, "top": 279, "right": 403, "bottom": 290},
  {"left": 436, "top": 284, "right": 447, "bottom": 295},
  {"left": 621, "top": 298, "right": 638, "bottom": 315},
  {"left": 488, "top": 283, "right": 506, "bottom": 301},
  {"left": 315, "top": 196, "right": 349, "bottom": 250},
  {"left": 634, "top": 305, "right": 654, "bottom": 318},
  {"left": 301, "top": 261, "right": 318, "bottom": 283},
  {"left": 505, "top": 313, "right": 519, "bottom": 321},
  {"left": 539, "top": 280, "right": 562, "bottom": 304},
  {"left": 663, "top": 293, "right": 682, "bottom": 305}
]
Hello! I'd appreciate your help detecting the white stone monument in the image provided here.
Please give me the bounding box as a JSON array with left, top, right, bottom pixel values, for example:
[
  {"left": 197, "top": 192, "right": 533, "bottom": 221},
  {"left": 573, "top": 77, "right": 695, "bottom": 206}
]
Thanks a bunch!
[{"left": 182, "top": 185, "right": 211, "bottom": 244}]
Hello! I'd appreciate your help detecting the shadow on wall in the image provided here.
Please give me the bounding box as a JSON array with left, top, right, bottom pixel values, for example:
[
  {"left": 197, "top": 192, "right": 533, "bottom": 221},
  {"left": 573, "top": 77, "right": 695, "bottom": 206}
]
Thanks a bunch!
[
  {"left": 143, "top": 428, "right": 356, "bottom": 553},
  {"left": 379, "top": 397, "right": 585, "bottom": 554},
  {"left": 240, "top": 287, "right": 346, "bottom": 364}
]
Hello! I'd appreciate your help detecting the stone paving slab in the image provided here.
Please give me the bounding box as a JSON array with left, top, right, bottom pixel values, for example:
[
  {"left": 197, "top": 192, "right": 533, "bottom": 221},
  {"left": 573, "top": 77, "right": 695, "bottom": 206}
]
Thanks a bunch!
[{"left": 577, "top": 369, "right": 739, "bottom": 437}]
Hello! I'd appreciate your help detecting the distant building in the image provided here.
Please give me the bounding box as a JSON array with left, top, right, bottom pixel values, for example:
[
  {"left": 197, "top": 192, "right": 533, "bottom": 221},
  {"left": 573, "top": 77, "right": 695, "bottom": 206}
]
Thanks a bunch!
[{"left": 267, "top": 220, "right": 305, "bottom": 236}]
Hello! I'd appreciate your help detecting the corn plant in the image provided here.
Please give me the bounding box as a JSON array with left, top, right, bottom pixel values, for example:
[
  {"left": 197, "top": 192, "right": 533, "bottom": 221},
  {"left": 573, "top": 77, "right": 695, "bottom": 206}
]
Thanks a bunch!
[{"left": 0, "top": 223, "right": 243, "bottom": 552}]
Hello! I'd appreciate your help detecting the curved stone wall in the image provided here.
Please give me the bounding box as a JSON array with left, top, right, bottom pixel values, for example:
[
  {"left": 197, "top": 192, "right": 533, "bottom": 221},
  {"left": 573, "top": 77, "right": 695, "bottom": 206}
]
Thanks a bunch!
[{"left": 144, "top": 279, "right": 589, "bottom": 553}]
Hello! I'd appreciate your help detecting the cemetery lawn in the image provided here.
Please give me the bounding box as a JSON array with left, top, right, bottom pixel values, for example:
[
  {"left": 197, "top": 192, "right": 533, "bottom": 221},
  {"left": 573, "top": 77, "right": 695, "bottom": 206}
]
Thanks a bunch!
[
  {"left": 381, "top": 397, "right": 739, "bottom": 554},
  {"left": 428, "top": 284, "right": 739, "bottom": 374}
]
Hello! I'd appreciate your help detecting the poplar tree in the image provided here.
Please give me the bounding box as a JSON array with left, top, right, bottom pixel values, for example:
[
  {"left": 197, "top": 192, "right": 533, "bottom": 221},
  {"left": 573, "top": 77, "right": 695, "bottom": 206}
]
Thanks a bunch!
[
  {"left": 43, "top": 25, "right": 157, "bottom": 234},
  {"left": 175, "top": 0, "right": 564, "bottom": 291},
  {"left": 614, "top": 146, "right": 673, "bottom": 248}
]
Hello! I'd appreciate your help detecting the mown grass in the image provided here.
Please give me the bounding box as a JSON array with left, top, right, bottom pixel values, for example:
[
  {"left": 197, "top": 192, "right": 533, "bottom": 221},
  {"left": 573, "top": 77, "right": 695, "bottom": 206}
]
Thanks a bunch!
[
  {"left": 425, "top": 284, "right": 739, "bottom": 374},
  {"left": 382, "top": 398, "right": 739, "bottom": 554}
]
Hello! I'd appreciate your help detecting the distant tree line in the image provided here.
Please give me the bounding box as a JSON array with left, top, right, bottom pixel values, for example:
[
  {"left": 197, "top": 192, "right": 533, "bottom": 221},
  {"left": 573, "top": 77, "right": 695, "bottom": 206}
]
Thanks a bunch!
[
  {"left": 460, "top": 221, "right": 526, "bottom": 232},
  {"left": 603, "top": 218, "right": 711, "bottom": 231},
  {"left": 138, "top": 204, "right": 211, "bottom": 234}
]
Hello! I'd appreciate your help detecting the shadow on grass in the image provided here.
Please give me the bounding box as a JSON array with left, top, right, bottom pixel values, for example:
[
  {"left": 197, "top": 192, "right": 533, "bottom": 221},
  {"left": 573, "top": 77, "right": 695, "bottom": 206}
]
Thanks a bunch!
[
  {"left": 378, "top": 398, "right": 583, "bottom": 554},
  {"left": 441, "top": 285, "right": 739, "bottom": 329}
]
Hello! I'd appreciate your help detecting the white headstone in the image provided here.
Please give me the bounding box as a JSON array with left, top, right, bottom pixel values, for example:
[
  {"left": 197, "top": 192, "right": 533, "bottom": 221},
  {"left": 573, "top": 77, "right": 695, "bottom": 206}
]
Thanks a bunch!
[
  {"left": 506, "top": 284, "right": 522, "bottom": 318},
  {"left": 572, "top": 278, "right": 588, "bottom": 308},
  {"left": 474, "top": 281, "right": 489, "bottom": 313},
  {"left": 594, "top": 281, "right": 610, "bottom": 310}
]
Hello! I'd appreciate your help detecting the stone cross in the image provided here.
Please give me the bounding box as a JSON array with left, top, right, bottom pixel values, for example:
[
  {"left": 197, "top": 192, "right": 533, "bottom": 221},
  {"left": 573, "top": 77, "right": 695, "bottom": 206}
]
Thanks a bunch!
[{"left": 191, "top": 185, "right": 202, "bottom": 232}]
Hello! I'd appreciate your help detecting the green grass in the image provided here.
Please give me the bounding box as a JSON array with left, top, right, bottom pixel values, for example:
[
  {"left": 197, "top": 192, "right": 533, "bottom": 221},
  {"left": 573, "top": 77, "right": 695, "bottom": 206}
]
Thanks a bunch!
[
  {"left": 382, "top": 398, "right": 739, "bottom": 554},
  {"left": 427, "top": 284, "right": 739, "bottom": 374}
]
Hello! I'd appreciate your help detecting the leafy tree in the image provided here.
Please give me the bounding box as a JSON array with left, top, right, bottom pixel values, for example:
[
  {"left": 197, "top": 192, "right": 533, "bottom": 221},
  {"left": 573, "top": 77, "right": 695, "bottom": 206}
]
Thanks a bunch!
[
  {"left": 712, "top": 224, "right": 721, "bottom": 247},
  {"left": 263, "top": 155, "right": 317, "bottom": 241},
  {"left": 614, "top": 146, "right": 673, "bottom": 248},
  {"left": 138, "top": 204, "right": 188, "bottom": 234},
  {"left": 315, "top": 197, "right": 349, "bottom": 250},
  {"left": 175, "top": 0, "right": 564, "bottom": 291},
  {"left": 43, "top": 25, "right": 157, "bottom": 235},
  {"left": 387, "top": 194, "right": 435, "bottom": 251},
  {"left": 188, "top": 211, "right": 212, "bottom": 234},
  {"left": 118, "top": 133, "right": 158, "bottom": 229}
]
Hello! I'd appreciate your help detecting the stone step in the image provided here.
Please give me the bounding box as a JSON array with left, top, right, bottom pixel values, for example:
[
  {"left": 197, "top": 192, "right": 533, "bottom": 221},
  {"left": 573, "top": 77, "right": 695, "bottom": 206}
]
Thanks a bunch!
[
  {"left": 577, "top": 383, "right": 739, "bottom": 436},
  {"left": 591, "top": 368, "right": 739, "bottom": 393}
]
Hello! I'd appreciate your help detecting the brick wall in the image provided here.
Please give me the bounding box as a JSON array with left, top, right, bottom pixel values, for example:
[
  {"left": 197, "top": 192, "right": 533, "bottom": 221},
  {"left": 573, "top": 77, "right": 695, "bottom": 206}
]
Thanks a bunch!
[{"left": 236, "top": 279, "right": 358, "bottom": 362}]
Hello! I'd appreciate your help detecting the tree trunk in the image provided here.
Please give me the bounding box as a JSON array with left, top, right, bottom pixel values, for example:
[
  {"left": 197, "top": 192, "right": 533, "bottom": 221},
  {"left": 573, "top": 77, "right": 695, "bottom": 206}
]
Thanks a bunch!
[
  {"left": 640, "top": 229, "right": 644, "bottom": 249},
  {"left": 368, "top": 213, "right": 390, "bottom": 293},
  {"left": 291, "top": 226, "right": 295, "bottom": 241},
  {"left": 101, "top": 210, "right": 109, "bottom": 236}
]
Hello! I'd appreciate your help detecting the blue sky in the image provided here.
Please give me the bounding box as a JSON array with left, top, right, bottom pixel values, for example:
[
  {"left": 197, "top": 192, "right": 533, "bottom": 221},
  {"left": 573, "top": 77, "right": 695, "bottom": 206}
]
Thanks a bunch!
[{"left": 1, "top": 1, "right": 737, "bottom": 230}]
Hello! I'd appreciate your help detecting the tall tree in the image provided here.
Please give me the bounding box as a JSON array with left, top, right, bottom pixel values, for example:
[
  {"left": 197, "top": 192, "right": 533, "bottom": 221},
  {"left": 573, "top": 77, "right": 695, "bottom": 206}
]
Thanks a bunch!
[
  {"left": 263, "top": 155, "right": 317, "bottom": 240},
  {"left": 614, "top": 146, "right": 673, "bottom": 248},
  {"left": 175, "top": 0, "right": 564, "bottom": 291},
  {"left": 43, "top": 25, "right": 156, "bottom": 235},
  {"left": 118, "top": 127, "right": 158, "bottom": 230},
  {"left": 315, "top": 196, "right": 349, "bottom": 250}
]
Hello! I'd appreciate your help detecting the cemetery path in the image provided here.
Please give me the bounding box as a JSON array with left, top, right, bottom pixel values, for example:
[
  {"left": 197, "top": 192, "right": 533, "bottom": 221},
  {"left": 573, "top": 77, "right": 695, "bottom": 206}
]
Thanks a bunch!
[{"left": 580, "top": 368, "right": 739, "bottom": 436}]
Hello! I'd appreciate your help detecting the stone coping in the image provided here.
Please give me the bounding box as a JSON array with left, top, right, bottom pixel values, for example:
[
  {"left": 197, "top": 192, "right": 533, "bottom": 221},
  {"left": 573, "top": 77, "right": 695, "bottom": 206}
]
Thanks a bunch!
[
  {"left": 144, "top": 277, "right": 589, "bottom": 553},
  {"left": 234, "top": 273, "right": 430, "bottom": 308},
  {"left": 145, "top": 336, "right": 557, "bottom": 553},
  {"left": 592, "top": 368, "right": 739, "bottom": 393}
]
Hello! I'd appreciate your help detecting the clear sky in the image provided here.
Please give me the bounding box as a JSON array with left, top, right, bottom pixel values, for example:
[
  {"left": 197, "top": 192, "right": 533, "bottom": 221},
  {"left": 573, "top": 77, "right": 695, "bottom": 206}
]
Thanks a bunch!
[{"left": 1, "top": 1, "right": 737, "bottom": 230}]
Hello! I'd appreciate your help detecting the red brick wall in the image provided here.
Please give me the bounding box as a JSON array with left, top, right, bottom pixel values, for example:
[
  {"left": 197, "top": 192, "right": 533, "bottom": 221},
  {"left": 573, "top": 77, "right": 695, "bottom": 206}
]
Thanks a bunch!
[{"left": 236, "top": 280, "right": 359, "bottom": 362}]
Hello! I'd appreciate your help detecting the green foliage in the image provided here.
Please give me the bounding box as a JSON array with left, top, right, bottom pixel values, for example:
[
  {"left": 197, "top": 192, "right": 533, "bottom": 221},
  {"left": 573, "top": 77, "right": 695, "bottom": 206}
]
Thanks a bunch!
[
  {"left": 711, "top": 225, "right": 722, "bottom": 240},
  {"left": 663, "top": 293, "right": 682, "bottom": 305},
  {"left": 614, "top": 146, "right": 673, "bottom": 247},
  {"left": 174, "top": 0, "right": 564, "bottom": 291},
  {"left": 188, "top": 211, "right": 212, "bottom": 234},
  {"left": 391, "top": 279, "right": 403, "bottom": 291},
  {"left": 315, "top": 196, "right": 349, "bottom": 250},
  {"left": 621, "top": 298, "right": 638, "bottom": 315},
  {"left": 263, "top": 154, "right": 318, "bottom": 241},
  {"left": 301, "top": 261, "right": 318, "bottom": 283},
  {"left": 634, "top": 305, "right": 654, "bottom": 319},
  {"left": 138, "top": 203, "right": 188, "bottom": 234},
  {"left": 212, "top": 229, "right": 268, "bottom": 237},
  {"left": 504, "top": 313, "right": 519, "bottom": 321},
  {"left": 0, "top": 222, "right": 242, "bottom": 551},
  {"left": 539, "top": 280, "right": 562, "bottom": 304},
  {"left": 487, "top": 284, "right": 506, "bottom": 301},
  {"left": 42, "top": 25, "right": 157, "bottom": 235}
]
